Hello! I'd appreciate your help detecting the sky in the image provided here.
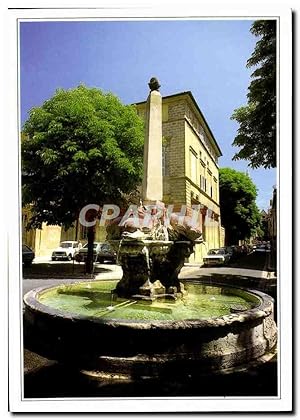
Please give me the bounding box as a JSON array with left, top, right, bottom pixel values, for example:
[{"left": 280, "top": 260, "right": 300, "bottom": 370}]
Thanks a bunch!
[{"left": 20, "top": 20, "right": 276, "bottom": 210}]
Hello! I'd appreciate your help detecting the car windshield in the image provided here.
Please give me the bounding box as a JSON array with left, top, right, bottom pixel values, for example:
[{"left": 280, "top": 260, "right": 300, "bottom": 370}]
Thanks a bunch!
[
  {"left": 101, "top": 244, "right": 111, "bottom": 251},
  {"left": 60, "top": 242, "right": 73, "bottom": 248},
  {"left": 208, "top": 249, "right": 225, "bottom": 255}
]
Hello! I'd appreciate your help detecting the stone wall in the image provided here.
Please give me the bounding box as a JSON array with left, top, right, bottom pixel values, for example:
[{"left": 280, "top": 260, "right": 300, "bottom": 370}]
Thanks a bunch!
[{"left": 33, "top": 224, "right": 62, "bottom": 257}]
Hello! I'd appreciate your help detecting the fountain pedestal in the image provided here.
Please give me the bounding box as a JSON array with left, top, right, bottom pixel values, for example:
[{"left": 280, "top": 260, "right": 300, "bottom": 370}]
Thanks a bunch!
[{"left": 110, "top": 239, "right": 193, "bottom": 300}]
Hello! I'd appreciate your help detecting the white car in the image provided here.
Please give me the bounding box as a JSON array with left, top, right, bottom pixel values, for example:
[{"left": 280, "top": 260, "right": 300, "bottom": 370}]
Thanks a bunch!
[
  {"left": 254, "top": 244, "right": 271, "bottom": 253},
  {"left": 202, "top": 248, "right": 232, "bottom": 267},
  {"left": 51, "top": 241, "right": 80, "bottom": 261}
]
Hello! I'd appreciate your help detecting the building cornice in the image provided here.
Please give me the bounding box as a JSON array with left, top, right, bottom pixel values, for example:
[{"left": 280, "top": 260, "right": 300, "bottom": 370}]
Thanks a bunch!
[
  {"left": 135, "top": 91, "right": 222, "bottom": 157},
  {"left": 184, "top": 117, "right": 219, "bottom": 170}
]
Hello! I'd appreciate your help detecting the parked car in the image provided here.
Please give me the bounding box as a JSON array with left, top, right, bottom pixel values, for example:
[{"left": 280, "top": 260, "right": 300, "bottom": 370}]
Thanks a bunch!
[
  {"left": 74, "top": 242, "right": 117, "bottom": 263},
  {"left": 74, "top": 242, "right": 102, "bottom": 263},
  {"left": 225, "top": 246, "right": 234, "bottom": 257},
  {"left": 22, "top": 244, "right": 35, "bottom": 267},
  {"left": 229, "top": 245, "right": 249, "bottom": 260},
  {"left": 51, "top": 241, "right": 80, "bottom": 261},
  {"left": 202, "top": 247, "right": 232, "bottom": 267},
  {"left": 254, "top": 244, "right": 271, "bottom": 253},
  {"left": 97, "top": 242, "right": 117, "bottom": 263}
]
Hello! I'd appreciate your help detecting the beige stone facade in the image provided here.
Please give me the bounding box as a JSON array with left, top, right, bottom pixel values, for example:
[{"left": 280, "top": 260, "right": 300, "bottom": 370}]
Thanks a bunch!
[
  {"left": 136, "top": 91, "right": 223, "bottom": 263},
  {"left": 22, "top": 211, "right": 107, "bottom": 257},
  {"left": 22, "top": 207, "right": 62, "bottom": 257}
]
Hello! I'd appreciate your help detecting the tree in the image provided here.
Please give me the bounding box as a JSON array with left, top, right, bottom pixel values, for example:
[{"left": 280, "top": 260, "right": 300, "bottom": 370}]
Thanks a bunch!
[
  {"left": 231, "top": 20, "right": 276, "bottom": 169},
  {"left": 22, "top": 85, "right": 144, "bottom": 272},
  {"left": 219, "top": 168, "right": 261, "bottom": 245}
]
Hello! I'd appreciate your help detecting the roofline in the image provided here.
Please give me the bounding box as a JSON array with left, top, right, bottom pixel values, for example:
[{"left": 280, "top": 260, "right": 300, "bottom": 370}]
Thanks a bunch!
[{"left": 134, "top": 91, "right": 222, "bottom": 156}]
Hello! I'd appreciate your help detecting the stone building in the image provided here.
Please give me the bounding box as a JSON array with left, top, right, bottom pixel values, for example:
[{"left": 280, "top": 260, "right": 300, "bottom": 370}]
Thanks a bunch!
[
  {"left": 23, "top": 91, "right": 223, "bottom": 263},
  {"left": 22, "top": 206, "right": 62, "bottom": 257},
  {"left": 136, "top": 91, "right": 223, "bottom": 263}
]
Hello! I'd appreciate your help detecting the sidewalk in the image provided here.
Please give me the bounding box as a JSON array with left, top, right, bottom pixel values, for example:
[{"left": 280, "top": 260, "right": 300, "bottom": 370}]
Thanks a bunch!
[
  {"left": 181, "top": 264, "right": 276, "bottom": 280},
  {"left": 25, "top": 258, "right": 276, "bottom": 282},
  {"left": 24, "top": 260, "right": 123, "bottom": 280}
]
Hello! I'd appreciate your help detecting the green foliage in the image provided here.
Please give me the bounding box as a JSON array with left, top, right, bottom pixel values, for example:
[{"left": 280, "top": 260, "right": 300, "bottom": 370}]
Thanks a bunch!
[
  {"left": 231, "top": 20, "right": 276, "bottom": 169},
  {"left": 22, "top": 85, "right": 144, "bottom": 229},
  {"left": 219, "top": 168, "right": 261, "bottom": 244}
]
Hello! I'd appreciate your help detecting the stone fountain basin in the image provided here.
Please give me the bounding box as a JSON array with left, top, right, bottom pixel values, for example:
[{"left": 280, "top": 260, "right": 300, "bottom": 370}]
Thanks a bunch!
[{"left": 23, "top": 282, "right": 277, "bottom": 380}]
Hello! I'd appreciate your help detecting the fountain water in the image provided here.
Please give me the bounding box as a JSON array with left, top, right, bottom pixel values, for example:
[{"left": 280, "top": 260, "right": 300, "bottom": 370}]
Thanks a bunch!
[{"left": 23, "top": 78, "right": 277, "bottom": 391}]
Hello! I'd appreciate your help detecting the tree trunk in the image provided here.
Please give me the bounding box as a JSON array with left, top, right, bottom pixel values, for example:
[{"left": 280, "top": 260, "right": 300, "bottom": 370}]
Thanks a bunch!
[{"left": 85, "top": 226, "right": 95, "bottom": 274}]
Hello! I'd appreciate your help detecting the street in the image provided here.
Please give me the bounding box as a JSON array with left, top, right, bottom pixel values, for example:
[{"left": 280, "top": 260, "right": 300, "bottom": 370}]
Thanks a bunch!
[
  {"left": 22, "top": 260, "right": 122, "bottom": 295},
  {"left": 23, "top": 251, "right": 275, "bottom": 295}
]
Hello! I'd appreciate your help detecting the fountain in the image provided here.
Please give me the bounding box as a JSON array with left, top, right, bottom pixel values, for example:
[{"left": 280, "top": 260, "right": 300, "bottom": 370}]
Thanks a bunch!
[{"left": 23, "top": 78, "right": 277, "bottom": 391}]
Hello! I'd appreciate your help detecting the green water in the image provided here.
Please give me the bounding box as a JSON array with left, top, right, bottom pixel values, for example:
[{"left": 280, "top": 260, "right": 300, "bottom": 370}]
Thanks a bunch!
[{"left": 38, "top": 281, "right": 259, "bottom": 321}]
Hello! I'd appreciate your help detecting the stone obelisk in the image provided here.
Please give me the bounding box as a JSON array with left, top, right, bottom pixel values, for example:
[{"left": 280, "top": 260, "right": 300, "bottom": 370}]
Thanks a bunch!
[{"left": 142, "top": 77, "right": 163, "bottom": 204}]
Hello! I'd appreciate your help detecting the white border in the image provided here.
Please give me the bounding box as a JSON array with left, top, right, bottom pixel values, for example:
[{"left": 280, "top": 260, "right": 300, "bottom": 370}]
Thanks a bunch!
[{"left": 3, "top": 3, "right": 292, "bottom": 413}]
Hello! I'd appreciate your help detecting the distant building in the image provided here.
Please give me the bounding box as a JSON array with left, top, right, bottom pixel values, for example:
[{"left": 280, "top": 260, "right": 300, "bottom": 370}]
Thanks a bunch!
[
  {"left": 260, "top": 209, "right": 268, "bottom": 222},
  {"left": 23, "top": 208, "right": 88, "bottom": 257},
  {"left": 258, "top": 209, "right": 270, "bottom": 241}
]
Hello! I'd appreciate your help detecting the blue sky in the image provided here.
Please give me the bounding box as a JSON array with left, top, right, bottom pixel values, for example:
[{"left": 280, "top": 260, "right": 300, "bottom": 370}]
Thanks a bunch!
[{"left": 20, "top": 20, "right": 276, "bottom": 210}]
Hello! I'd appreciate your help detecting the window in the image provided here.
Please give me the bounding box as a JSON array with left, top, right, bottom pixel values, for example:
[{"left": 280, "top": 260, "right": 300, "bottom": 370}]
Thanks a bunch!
[
  {"left": 189, "top": 147, "right": 198, "bottom": 184},
  {"left": 200, "top": 175, "right": 207, "bottom": 192},
  {"left": 213, "top": 177, "right": 218, "bottom": 201}
]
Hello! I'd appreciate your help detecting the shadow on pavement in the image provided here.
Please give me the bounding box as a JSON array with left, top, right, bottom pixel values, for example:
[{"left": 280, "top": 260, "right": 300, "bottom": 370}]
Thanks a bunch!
[
  {"left": 23, "top": 261, "right": 115, "bottom": 279},
  {"left": 228, "top": 252, "right": 271, "bottom": 271}
]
